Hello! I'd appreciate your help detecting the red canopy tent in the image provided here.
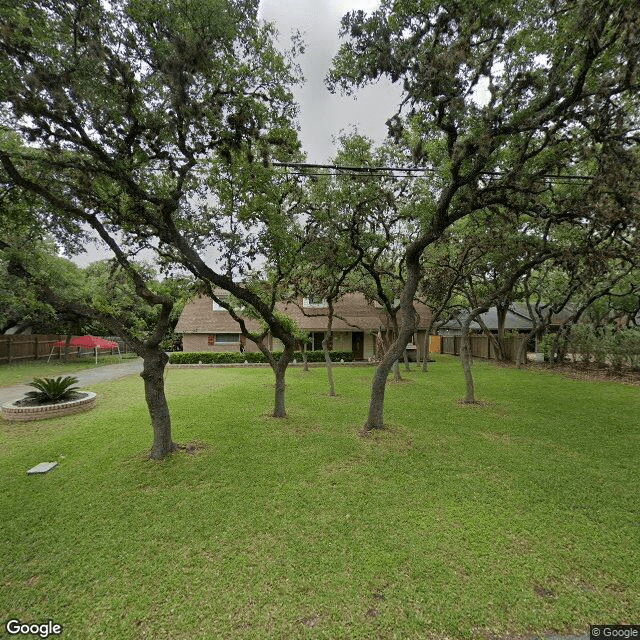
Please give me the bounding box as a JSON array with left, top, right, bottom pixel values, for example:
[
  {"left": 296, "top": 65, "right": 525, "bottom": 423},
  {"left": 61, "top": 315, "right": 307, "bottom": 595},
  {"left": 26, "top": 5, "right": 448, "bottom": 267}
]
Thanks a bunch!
[{"left": 48, "top": 335, "right": 121, "bottom": 364}]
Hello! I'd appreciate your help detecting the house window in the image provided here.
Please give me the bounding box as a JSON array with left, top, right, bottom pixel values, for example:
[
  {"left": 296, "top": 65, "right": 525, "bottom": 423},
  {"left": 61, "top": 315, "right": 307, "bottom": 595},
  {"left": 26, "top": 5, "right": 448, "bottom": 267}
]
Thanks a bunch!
[
  {"left": 303, "top": 297, "right": 327, "bottom": 308},
  {"left": 212, "top": 296, "right": 229, "bottom": 311},
  {"left": 215, "top": 333, "right": 240, "bottom": 344},
  {"left": 312, "top": 332, "right": 328, "bottom": 350}
]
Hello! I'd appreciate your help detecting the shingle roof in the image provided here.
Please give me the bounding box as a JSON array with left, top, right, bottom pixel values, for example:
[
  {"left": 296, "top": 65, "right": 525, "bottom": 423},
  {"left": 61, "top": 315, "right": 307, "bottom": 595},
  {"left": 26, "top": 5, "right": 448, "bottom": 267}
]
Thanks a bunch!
[
  {"left": 175, "top": 295, "right": 262, "bottom": 334},
  {"left": 440, "top": 308, "right": 532, "bottom": 332},
  {"left": 176, "top": 292, "right": 432, "bottom": 333},
  {"left": 439, "top": 303, "right": 574, "bottom": 332}
]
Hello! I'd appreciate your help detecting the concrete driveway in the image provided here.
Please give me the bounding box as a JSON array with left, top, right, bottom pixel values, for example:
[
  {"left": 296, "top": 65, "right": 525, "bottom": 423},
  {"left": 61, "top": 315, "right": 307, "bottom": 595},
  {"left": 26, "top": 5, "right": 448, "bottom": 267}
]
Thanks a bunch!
[{"left": 0, "top": 359, "right": 143, "bottom": 405}]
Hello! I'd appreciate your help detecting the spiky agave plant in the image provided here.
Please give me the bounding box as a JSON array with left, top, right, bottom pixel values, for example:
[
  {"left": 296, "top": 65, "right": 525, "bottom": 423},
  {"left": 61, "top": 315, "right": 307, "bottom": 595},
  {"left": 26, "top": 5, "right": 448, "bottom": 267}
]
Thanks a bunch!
[{"left": 25, "top": 376, "right": 80, "bottom": 403}]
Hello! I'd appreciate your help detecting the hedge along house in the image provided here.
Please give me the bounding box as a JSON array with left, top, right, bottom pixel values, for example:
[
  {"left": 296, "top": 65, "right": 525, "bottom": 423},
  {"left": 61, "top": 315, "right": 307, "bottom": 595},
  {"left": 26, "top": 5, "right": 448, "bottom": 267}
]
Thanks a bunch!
[{"left": 175, "top": 292, "right": 435, "bottom": 361}]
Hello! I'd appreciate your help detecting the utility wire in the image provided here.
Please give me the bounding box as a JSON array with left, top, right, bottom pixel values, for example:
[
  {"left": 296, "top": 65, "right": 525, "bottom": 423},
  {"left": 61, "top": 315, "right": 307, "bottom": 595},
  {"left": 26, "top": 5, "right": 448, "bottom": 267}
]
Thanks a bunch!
[
  {"left": 273, "top": 161, "right": 427, "bottom": 173},
  {"left": 282, "top": 171, "right": 589, "bottom": 185},
  {"left": 271, "top": 161, "right": 595, "bottom": 182},
  {"left": 282, "top": 171, "right": 406, "bottom": 178}
]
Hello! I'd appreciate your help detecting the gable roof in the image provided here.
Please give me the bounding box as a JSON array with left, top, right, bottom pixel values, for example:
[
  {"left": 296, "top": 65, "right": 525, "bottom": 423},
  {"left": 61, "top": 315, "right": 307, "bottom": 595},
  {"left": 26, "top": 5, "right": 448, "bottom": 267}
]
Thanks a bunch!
[
  {"left": 175, "top": 295, "right": 262, "bottom": 334},
  {"left": 279, "top": 293, "right": 433, "bottom": 331},
  {"left": 176, "top": 292, "right": 432, "bottom": 334},
  {"left": 439, "top": 303, "right": 574, "bottom": 332}
]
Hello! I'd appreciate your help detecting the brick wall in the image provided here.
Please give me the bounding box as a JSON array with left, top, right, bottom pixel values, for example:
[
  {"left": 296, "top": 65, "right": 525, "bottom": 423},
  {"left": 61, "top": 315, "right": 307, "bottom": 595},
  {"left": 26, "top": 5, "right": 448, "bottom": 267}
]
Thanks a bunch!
[{"left": 182, "top": 334, "right": 260, "bottom": 353}]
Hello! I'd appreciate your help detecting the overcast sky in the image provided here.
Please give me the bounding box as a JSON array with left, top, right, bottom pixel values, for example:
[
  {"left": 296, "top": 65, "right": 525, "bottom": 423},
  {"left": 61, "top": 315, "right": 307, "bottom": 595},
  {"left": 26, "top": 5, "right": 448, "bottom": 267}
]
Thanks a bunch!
[
  {"left": 258, "top": 0, "right": 401, "bottom": 163},
  {"left": 72, "top": 0, "right": 400, "bottom": 266}
]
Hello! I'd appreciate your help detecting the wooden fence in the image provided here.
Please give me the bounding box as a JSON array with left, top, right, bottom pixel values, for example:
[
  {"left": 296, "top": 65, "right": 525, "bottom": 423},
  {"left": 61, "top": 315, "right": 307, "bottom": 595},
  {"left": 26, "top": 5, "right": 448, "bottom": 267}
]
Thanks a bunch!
[
  {"left": 0, "top": 335, "right": 129, "bottom": 364},
  {"left": 440, "top": 334, "right": 526, "bottom": 364}
]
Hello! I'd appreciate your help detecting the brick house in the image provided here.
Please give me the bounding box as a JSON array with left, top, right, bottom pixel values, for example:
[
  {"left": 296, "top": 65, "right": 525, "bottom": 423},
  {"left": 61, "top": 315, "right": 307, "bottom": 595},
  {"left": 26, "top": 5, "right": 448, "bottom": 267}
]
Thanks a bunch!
[{"left": 175, "top": 292, "right": 436, "bottom": 361}]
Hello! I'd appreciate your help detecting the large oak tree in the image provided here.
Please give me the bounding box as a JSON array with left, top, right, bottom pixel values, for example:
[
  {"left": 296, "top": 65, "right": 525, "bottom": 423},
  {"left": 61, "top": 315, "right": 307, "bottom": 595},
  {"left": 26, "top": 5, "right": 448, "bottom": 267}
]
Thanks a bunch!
[
  {"left": 0, "top": 0, "right": 305, "bottom": 419},
  {"left": 328, "top": 0, "right": 640, "bottom": 431}
]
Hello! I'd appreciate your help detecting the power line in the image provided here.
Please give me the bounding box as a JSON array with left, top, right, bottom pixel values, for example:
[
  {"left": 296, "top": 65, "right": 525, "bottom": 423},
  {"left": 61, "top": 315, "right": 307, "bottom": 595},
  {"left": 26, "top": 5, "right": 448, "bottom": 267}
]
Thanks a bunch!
[
  {"left": 282, "top": 171, "right": 407, "bottom": 179},
  {"left": 283, "top": 171, "right": 590, "bottom": 184},
  {"left": 273, "top": 161, "right": 428, "bottom": 173},
  {"left": 271, "top": 161, "right": 595, "bottom": 182}
]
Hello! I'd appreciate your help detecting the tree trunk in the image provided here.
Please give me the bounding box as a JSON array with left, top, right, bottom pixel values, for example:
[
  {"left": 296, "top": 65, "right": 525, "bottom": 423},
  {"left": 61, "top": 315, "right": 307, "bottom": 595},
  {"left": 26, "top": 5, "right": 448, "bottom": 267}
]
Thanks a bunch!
[
  {"left": 302, "top": 341, "right": 309, "bottom": 372},
  {"left": 252, "top": 337, "right": 293, "bottom": 417},
  {"left": 362, "top": 323, "right": 414, "bottom": 433},
  {"left": 476, "top": 314, "right": 503, "bottom": 361},
  {"left": 403, "top": 348, "right": 410, "bottom": 371},
  {"left": 460, "top": 322, "right": 476, "bottom": 404},
  {"left": 375, "top": 331, "right": 385, "bottom": 363},
  {"left": 460, "top": 308, "right": 487, "bottom": 404},
  {"left": 141, "top": 349, "right": 178, "bottom": 460},
  {"left": 323, "top": 334, "right": 336, "bottom": 396},
  {"left": 516, "top": 327, "right": 535, "bottom": 369},
  {"left": 272, "top": 345, "right": 293, "bottom": 417},
  {"left": 422, "top": 323, "right": 435, "bottom": 373},
  {"left": 387, "top": 323, "right": 403, "bottom": 381},
  {"left": 273, "top": 365, "right": 286, "bottom": 417},
  {"left": 495, "top": 303, "right": 509, "bottom": 361},
  {"left": 324, "top": 303, "right": 336, "bottom": 396},
  {"left": 362, "top": 242, "right": 433, "bottom": 433}
]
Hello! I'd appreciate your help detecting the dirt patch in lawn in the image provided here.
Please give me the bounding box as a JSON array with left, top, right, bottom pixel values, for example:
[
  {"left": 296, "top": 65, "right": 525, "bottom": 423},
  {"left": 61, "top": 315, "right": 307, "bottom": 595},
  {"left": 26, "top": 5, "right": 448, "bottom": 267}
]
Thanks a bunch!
[
  {"left": 531, "top": 362, "right": 640, "bottom": 385},
  {"left": 492, "top": 359, "right": 640, "bottom": 385},
  {"left": 457, "top": 399, "right": 487, "bottom": 407},
  {"left": 180, "top": 441, "right": 209, "bottom": 455}
]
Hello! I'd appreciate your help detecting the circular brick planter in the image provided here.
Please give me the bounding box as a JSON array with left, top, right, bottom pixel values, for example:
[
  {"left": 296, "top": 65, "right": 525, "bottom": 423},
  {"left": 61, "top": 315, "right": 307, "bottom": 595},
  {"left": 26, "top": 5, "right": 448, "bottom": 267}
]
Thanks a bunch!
[{"left": 1, "top": 392, "right": 97, "bottom": 422}]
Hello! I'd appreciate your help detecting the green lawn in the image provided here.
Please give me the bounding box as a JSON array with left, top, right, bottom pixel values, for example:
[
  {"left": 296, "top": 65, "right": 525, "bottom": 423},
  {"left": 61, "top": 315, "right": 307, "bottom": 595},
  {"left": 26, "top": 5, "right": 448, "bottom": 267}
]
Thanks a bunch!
[
  {"left": 1, "top": 356, "right": 638, "bottom": 639},
  {"left": 0, "top": 353, "right": 140, "bottom": 386}
]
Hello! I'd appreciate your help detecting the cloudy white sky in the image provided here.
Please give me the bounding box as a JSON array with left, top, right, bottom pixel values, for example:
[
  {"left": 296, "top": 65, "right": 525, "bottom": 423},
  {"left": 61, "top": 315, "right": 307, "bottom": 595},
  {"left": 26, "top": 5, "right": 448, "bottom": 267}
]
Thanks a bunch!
[
  {"left": 258, "top": 0, "right": 401, "bottom": 163},
  {"left": 73, "top": 0, "right": 400, "bottom": 265}
]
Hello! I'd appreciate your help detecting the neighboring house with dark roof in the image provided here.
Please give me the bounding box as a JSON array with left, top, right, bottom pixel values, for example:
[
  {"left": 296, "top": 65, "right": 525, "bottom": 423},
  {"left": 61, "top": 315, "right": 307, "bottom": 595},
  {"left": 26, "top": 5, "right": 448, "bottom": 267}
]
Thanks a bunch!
[
  {"left": 175, "top": 292, "right": 434, "bottom": 361},
  {"left": 439, "top": 303, "right": 573, "bottom": 337}
]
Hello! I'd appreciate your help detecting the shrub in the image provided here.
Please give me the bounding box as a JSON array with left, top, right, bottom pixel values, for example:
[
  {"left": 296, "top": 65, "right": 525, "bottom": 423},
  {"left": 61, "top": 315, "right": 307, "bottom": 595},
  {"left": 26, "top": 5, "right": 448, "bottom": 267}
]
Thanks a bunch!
[
  {"left": 541, "top": 325, "right": 640, "bottom": 370},
  {"left": 168, "top": 352, "right": 250, "bottom": 364},
  {"left": 568, "top": 324, "right": 597, "bottom": 364},
  {"left": 25, "top": 376, "right": 80, "bottom": 403},
  {"left": 540, "top": 333, "right": 567, "bottom": 362},
  {"left": 605, "top": 326, "right": 640, "bottom": 371},
  {"left": 245, "top": 351, "right": 268, "bottom": 363},
  {"left": 618, "top": 327, "right": 640, "bottom": 370},
  {"left": 593, "top": 332, "right": 608, "bottom": 366},
  {"left": 168, "top": 350, "right": 355, "bottom": 364},
  {"left": 604, "top": 329, "right": 625, "bottom": 370}
]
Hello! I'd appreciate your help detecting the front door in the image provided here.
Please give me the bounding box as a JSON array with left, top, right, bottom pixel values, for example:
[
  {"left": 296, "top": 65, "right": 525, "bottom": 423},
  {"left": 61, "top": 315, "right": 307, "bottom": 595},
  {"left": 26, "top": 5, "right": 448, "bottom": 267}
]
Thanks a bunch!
[{"left": 352, "top": 332, "right": 364, "bottom": 360}]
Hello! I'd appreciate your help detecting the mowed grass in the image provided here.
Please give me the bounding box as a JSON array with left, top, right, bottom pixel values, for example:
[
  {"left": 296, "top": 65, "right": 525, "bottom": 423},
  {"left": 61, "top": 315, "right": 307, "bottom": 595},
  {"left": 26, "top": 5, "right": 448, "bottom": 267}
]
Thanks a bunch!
[
  {"left": 0, "top": 354, "right": 139, "bottom": 387},
  {"left": 0, "top": 356, "right": 638, "bottom": 640}
]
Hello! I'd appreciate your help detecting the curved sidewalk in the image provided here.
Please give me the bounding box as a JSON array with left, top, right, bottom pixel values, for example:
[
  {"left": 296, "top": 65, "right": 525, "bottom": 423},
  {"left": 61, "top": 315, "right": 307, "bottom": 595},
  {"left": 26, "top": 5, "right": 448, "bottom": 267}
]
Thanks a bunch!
[{"left": 0, "top": 360, "right": 143, "bottom": 406}]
